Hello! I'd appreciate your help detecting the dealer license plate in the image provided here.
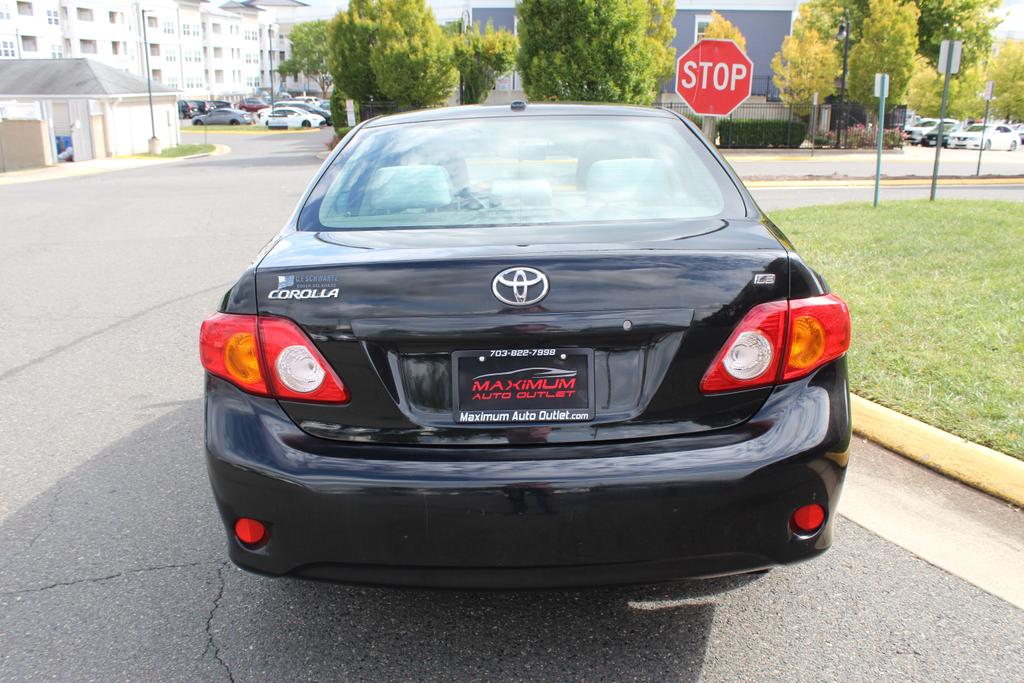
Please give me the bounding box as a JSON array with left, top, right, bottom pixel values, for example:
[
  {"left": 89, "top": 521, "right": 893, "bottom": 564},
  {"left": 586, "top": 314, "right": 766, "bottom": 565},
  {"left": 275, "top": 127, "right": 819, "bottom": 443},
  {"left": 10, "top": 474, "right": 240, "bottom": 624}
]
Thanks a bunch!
[{"left": 452, "top": 348, "right": 594, "bottom": 424}]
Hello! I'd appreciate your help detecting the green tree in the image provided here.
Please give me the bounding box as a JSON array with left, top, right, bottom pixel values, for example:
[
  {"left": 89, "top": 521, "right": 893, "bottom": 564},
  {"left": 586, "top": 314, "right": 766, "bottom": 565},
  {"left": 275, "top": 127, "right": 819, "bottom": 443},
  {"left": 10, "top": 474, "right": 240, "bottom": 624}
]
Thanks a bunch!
[
  {"left": 647, "top": 0, "right": 677, "bottom": 80},
  {"left": 702, "top": 11, "right": 747, "bottom": 52},
  {"left": 452, "top": 21, "right": 518, "bottom": 104},
  {"left": 916, "top": 0, "right": 1001, "bottom": 69},
  {"left": 797, "top": 0, "right": 867, "bottom": 44},
  {"left": 907, "top": 56, "right": 985, "bottom": 118},
  {"left": 276, "top": 58, "right": 301, "bottom": 85},
  {"left": 370, "top": 0, "right": 456, "bottom": 107},
  {"left": 516, "top": 0, "right": 666, "bottom": 105},
  {"left": 847, "top": 0, "right": 919, "bottom": 104},
  {"left": 798, "top": 0, "right": 1000, "bottom": 71},
  {"left": 328, "top": 0, "right": 385, "bottom": 102},
  {"left": 771, "top": 4, "right": 840, "bottom": 104},
  {"left": 285, "top": 20, "right": 332, "bottom": 93},
  {"left": 990, "top": 40, "right": 1024, "bottom": 121}
]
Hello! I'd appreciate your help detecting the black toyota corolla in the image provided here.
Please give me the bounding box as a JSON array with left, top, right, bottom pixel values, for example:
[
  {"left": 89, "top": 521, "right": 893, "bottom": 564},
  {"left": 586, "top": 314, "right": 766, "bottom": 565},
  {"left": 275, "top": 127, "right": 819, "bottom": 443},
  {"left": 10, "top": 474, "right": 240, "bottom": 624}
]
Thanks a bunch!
[{"left": 201, "top": 103, "right": 851, "bottom": 588}]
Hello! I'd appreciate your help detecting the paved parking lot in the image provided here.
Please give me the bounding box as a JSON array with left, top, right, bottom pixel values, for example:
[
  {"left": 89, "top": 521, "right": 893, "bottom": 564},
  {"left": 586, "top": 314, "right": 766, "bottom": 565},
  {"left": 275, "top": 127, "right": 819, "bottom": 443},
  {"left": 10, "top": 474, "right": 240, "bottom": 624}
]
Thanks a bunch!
[{"left": 1, "top": 130, "right": 1021, "bottom": 681}]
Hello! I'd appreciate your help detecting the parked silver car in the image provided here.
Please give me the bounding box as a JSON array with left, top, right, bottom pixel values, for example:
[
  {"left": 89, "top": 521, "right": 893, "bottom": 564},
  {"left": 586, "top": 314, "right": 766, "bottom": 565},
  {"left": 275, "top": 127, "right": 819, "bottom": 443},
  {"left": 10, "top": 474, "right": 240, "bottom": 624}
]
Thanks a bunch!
[{"left": 193, "top": 108, "right": 253, "bottom": 126}]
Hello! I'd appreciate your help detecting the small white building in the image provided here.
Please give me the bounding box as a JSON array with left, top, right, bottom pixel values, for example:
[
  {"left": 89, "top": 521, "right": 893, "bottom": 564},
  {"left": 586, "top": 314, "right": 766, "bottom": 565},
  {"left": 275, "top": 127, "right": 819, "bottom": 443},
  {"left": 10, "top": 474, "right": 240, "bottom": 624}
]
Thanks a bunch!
[{"left": 0, "top": 57, "right": 181, "bottom": 161}]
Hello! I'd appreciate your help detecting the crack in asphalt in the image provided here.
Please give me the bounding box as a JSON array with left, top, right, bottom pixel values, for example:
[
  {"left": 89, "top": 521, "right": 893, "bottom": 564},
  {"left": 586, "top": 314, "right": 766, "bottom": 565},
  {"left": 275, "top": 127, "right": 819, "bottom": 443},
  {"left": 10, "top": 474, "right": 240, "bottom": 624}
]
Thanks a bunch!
[
  {"left": 0, "top": 481, "right": 65, "bottom": 571},
  {"left": 0, "top": 559, "right": 221, "bottom": 597},
  {"left": 203, "top": 562, "right": 235, "bottom": 683}
]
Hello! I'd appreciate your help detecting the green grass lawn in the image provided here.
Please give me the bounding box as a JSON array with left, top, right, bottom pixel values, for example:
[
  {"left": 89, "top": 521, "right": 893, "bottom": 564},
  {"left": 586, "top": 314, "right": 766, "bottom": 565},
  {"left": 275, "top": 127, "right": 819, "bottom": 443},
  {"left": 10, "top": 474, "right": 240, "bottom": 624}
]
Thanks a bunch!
[
  {"left": 149, "top": 143, "right": 215, "bottom": 158},
  {"left": 771, "top": 200, "right": 1023, "bottom": 459}
]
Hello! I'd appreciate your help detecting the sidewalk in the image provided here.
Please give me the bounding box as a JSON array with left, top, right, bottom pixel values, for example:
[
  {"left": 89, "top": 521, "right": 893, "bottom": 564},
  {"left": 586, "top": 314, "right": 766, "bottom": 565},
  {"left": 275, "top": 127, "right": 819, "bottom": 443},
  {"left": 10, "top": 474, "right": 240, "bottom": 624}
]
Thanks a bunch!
[
  {"left": 0, "top": 144, "right": 228, "bottom": 186},
  {"left": 725, "top": 145, "right": 1024, "bottom": 180}
]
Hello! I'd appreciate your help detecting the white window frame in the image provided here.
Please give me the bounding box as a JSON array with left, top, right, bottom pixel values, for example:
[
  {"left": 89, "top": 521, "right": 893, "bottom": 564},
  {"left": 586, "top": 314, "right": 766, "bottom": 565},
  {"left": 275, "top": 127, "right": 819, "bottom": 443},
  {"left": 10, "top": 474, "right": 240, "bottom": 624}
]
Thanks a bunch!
[
  {"left": 46, "top": 8, "right": 57, "bottom": 24},
  {"left": 0, "top": 4, "right": 10, "bottom": 20},
  {"left": 0, "top": 40, "right": 15, "bottom": 58},
  {"left": 695, "top": 14, "right": 712, "bottom": 43}
]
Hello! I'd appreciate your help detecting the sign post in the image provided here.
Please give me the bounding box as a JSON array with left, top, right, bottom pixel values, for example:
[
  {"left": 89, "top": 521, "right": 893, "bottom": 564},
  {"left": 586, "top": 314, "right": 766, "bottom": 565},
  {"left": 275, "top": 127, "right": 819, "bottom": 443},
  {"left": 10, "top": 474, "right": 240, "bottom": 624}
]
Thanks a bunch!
[
  {"left": 811, "top": 92, "right": 819, "bottom": 157},
  {"left": 675, "top": 39, "right": 753, "bottom": 145},
  {"left": 977, "top": 80, "right": 995, "bottom": 176},
  {"left": 873, "top": 73, "right": 889, "bottom": 207},
  {"left": 930, "top": 39, "right": 962, "bottom": 201}
]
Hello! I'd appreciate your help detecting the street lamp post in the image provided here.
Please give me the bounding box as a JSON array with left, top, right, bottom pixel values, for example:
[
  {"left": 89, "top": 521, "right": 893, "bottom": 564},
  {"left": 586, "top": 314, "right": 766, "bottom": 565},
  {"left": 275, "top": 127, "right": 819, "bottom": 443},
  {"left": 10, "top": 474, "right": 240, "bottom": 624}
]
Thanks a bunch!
[
  {"left": 835, "top": 10, "right": 851, "bottom": 149},
  {"left": 459, "top": 9, "right": 470, "bottom": 105},
  {"left": 140, "top": 9, "right": 160, "bottom": 155},
  {"left": 268, "top": 26, "right": 275, "bottom": 110}
]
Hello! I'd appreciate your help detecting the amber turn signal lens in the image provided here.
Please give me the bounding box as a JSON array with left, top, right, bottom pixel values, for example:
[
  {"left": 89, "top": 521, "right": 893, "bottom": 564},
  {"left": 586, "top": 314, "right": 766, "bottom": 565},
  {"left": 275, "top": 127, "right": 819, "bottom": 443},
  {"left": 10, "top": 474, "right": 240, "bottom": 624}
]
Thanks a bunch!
[
  {"left": 224, "top": 332, "right": 262, "bottom": 385},
  {"left": 788, "top": 315, "right": 826, "bottom": 370}
]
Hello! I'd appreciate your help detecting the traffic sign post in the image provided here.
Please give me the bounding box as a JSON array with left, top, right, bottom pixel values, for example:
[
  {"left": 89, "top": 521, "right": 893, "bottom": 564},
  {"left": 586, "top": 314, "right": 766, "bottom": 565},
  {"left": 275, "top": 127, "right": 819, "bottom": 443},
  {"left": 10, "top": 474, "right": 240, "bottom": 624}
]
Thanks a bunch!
[
  {"left": 931, "top": 39, "right": 962, "bottom": 201},
  {"left": 873, "top": 73, "right": 889, "bottom": 208},
  {"left": 977, "top": 80, "right": 995, "bottom": 176},
  {"left": 675, "top": 39, "right": 753, "bottom": 120}
]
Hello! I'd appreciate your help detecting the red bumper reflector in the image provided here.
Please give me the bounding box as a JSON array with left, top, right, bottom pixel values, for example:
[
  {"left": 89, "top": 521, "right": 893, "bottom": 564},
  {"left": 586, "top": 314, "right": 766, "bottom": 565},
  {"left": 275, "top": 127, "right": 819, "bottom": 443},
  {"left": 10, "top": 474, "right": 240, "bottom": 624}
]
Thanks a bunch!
[
  {"left": 791, "top": 504, "right": 826, "bottom": 534},
  {"left": 234, "top": 517, "right": 267, "bottom": 545}
]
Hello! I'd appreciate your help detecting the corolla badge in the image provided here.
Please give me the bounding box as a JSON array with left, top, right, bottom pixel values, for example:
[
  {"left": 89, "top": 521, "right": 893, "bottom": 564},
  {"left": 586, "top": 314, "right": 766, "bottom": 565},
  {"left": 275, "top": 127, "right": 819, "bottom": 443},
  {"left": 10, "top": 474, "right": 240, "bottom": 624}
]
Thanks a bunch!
[
  {"left": 492, "top": 267, "right": 549, "bottom": 306},
  {"left": 267, "top": 273, "right": 340, "bottom": 300}
]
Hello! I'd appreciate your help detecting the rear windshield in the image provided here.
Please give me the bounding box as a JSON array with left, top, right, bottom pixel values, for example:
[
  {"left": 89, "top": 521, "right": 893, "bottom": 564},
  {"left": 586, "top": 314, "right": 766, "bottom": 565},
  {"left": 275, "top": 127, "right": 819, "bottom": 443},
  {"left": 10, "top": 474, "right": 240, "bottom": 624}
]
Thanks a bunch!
[{"left": 298, "top": 115, "right": 743, "bottom": 232}]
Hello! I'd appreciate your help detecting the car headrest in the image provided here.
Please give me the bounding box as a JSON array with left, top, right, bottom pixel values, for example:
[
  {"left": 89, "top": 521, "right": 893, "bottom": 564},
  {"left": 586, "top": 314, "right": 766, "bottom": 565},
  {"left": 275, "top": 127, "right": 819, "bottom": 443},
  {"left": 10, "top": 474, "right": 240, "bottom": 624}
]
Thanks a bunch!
[
  {"left": 585, "top": 158, "right": 671, "bottom": 203},
  {"left": 489, "top": 179, "right": 553, "bottom": 207},
  {"left": 365, "top": 165, "right": 452, "bottom": 213}
]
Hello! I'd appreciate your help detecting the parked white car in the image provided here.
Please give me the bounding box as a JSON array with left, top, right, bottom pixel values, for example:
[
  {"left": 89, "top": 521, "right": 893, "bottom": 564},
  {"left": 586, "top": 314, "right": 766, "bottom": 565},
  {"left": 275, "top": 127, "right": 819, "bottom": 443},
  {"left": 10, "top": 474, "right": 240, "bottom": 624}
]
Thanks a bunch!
[
  {"left": 262, "top": 107, "right": 325, "bottom": 129},
  {"left": 255, "top": 102, "right": 323, "bottom": 122},
  {"left": 906, "top": 118, "right": 958, "bottom": 145},
  {"left": 947, "top": 124, "right": 1020, "bottom": 151}
]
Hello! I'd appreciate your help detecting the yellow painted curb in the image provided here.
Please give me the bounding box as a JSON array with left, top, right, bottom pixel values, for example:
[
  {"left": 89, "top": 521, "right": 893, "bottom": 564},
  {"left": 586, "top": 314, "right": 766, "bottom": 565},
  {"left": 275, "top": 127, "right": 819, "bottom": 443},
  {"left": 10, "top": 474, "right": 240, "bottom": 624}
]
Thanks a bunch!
[
  {"left": 852, "top": 394, "right": 1024, "bottom": 507},
  {"left": 746, "top": 177, "right": 1024, "bottom": 188}
]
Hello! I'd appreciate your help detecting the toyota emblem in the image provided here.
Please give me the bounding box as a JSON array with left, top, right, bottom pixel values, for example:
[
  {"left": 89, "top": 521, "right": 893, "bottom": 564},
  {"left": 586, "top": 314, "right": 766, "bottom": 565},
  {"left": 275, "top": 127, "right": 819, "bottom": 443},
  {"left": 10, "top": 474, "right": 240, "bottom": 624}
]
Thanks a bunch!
[{"left": 492, "top": 267, "right": 549, "bottom": 306}]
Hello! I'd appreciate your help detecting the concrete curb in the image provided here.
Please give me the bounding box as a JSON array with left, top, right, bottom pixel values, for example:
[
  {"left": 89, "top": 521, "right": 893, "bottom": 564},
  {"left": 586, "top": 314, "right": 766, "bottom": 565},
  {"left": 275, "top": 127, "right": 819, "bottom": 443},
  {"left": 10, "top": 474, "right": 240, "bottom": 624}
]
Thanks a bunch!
[
  {"left": 851, "top": 395, "right": 1024, "bottom": 507},
  {"left": 180, "top": 143, "right": 231, "bottom": 160}
]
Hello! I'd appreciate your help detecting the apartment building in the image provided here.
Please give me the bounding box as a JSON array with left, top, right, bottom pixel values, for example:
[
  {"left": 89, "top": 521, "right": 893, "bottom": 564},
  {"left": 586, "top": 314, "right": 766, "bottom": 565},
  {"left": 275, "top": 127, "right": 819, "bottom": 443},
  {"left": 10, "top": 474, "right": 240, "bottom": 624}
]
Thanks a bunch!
[{"left": 0, "top": 0, "right": 290, "bottom": 99}]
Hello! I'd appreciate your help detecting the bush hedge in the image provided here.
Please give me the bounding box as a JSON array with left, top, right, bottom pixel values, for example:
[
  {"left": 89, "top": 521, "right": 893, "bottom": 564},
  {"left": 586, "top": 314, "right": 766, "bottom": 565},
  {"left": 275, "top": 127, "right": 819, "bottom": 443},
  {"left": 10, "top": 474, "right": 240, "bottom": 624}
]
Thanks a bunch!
[{"left": 717, "top": 118, "right": 808, "bottom": 148}]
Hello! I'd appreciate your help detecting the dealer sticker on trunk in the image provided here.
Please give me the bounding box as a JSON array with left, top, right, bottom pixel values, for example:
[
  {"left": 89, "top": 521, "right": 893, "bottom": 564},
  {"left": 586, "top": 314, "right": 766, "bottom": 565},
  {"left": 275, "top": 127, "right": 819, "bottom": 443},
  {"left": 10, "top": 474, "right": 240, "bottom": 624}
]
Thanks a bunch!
[{"left": 452, "top": 348, "right": 595, "bottom": 424}]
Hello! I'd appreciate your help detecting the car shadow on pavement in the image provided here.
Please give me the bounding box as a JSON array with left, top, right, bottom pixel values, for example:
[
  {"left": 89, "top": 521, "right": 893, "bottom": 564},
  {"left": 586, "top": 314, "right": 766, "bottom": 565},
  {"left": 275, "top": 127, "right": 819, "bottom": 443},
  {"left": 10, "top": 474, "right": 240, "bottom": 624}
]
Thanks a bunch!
[{"left": 0, "top": 399, "right": 757, "bottom": 681}]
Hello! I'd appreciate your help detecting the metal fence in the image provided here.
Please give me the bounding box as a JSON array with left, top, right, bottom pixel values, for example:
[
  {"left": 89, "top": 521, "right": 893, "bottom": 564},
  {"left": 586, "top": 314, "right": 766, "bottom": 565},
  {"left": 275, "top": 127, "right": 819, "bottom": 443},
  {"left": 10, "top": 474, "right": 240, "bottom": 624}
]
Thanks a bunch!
[
  {"left": 660, "top": 100, "right": 908, "bottom": 150},
  {"left": 356, "top": 101, "right": 422, "bottom": 122},
  {"left": 356, "top": 99, "right": 908, "bottom": 150}
]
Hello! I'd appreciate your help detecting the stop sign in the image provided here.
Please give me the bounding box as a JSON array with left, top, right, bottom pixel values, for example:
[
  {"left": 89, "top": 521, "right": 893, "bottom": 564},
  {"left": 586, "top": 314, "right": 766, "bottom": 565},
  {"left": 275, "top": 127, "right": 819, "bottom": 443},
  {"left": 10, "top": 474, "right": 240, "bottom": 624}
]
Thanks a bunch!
[{"left": 675, "top": 39, "right": 753, "bottom": 117}]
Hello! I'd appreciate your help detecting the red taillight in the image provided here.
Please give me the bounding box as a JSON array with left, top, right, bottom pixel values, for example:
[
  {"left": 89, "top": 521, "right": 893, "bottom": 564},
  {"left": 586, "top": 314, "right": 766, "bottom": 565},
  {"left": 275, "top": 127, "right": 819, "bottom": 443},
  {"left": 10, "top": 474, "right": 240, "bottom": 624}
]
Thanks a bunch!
[
  {"left": 783, "top": 295, "right": 851, "bottom": 382},
  {"left": 200, "top": 313, "right": 349, "bottom": 403},
  {"left": 699, "top": 301, "right": 788, "bottom": 393},
  {"left": 199, "top": 313, "right": 269, "bottom": 395},
  {"left": 700, "top": 294, "right": 850, "bottom": 394}
]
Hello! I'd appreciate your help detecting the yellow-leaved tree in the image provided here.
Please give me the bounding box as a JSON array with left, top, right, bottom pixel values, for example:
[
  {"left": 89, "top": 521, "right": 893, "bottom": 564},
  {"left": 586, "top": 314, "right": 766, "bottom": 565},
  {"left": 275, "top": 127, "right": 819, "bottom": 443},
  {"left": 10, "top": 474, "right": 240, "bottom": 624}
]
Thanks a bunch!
[
  {"left": 701, "top": 11, "right": 746, "bottom": 52},
  {"left": 771, "top": 4, "right": 840, "bottom": 104}
]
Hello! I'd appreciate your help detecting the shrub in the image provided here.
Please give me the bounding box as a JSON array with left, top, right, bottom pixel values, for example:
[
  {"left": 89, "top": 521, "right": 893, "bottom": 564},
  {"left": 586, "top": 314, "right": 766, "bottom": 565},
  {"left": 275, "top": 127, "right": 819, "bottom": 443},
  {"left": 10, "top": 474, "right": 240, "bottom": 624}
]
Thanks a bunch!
[{"left": 717, "top": 118, "right": 809, "bottom": 148}]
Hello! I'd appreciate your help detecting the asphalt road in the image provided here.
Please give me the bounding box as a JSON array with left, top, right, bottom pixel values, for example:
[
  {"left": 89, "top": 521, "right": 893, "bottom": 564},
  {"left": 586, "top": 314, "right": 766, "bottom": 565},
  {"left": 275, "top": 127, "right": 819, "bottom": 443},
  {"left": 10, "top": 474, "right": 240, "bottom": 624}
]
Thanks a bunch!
[{"left": 1, "top": 129, "right": 1022, "bottom": 682}]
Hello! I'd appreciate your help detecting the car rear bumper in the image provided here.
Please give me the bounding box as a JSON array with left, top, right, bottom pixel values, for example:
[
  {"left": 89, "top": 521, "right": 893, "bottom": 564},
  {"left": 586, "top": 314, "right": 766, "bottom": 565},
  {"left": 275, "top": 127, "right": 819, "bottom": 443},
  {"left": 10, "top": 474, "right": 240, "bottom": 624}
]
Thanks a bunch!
[{"left": 204, "top": 360, "right": 851, "bottom": 588}]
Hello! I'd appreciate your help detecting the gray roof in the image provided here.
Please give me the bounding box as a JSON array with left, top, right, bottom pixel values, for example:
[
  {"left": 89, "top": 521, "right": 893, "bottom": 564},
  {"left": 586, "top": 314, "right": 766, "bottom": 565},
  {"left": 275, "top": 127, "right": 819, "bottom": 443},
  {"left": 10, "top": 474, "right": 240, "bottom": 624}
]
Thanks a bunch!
[
  {"left": 0, "top": 59, "right": 179, "bottom": 97},
  {"left": 243, "top": 0, "right": 308, "bottom": 7}
]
